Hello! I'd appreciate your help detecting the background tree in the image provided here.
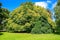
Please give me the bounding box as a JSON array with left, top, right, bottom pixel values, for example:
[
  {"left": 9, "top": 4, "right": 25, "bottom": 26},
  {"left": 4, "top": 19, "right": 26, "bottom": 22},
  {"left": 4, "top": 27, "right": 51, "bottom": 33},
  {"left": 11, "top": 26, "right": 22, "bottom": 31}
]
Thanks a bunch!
[
  {"left": 0, "top": 2, "right": 2, "bottom": 24},
  {"left": 0, "top": 2, "right": 2, "bottom": 34},
  {"left": 0, "top": 2, "right": 10, "bottom": 31},
  {"left": 0, "top": 2, "right": 2, "bottom": 8},
  {"left": 54, "top": 0, "right": 60, "bottom": 33}
]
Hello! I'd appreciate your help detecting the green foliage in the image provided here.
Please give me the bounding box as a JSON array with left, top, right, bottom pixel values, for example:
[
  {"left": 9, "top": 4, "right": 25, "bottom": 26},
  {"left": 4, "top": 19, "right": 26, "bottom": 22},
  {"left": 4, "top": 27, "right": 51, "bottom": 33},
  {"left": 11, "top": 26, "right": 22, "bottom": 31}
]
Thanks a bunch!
[
  {"left": 5, "top": 18, "right": 33, "bottom": 32},
  {"left": 55, "top": 20, "right": 60, "bottom": 33},
  {"left": 31, "top": 16, "right": 53, "bottom": 34},
  {"left": 54, "top": 0, "right": 60, "bottom": 33},
  {"left": 57, "top": 0, "right": 60, "bottom": 6},
  {"left": 5, "top": 2, "right": 54, "bottom": 33},
  {"left": 0, "top": 25, "right": 3, "bottom": 30},
  {"left": 0, "top": 8, "right": 10, "bottom": 30},
  {"left": 1, "top": 8, "right": 9, "bottom": 18}
]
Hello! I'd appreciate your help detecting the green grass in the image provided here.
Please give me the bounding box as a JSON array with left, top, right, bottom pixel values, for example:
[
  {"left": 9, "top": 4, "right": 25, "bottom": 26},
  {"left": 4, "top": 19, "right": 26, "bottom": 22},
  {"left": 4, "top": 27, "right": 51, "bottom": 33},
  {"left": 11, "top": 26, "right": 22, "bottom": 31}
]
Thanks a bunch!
[{"left": 0, "top": 32, "right": 60, "bottom": 40}]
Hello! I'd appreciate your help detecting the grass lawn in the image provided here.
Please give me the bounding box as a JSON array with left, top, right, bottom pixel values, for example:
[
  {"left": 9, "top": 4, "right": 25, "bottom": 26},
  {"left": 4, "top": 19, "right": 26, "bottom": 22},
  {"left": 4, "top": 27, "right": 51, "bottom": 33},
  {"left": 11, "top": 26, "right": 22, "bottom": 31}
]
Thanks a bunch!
[{"left": 0, "top": 32, "right": 60, "bottom": 40}]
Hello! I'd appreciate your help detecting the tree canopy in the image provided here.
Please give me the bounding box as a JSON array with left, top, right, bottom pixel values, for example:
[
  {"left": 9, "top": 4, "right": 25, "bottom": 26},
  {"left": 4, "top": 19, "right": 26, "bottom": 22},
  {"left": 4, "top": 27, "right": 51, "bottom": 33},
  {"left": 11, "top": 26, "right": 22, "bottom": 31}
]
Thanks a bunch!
[{"left": 4, "top": 2, "right": 55, "bottom": 33}]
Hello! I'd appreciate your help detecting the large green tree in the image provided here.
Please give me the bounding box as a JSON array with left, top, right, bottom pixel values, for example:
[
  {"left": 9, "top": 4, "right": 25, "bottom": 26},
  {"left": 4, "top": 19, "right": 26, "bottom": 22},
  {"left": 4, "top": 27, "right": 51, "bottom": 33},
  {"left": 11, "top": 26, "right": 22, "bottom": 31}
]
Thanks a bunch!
[
  {"left": 54, "top": 0, "right": 60, "bottom": 33},
  {"left": 5, "top": 2, "right": 54, "bottom": 33}
]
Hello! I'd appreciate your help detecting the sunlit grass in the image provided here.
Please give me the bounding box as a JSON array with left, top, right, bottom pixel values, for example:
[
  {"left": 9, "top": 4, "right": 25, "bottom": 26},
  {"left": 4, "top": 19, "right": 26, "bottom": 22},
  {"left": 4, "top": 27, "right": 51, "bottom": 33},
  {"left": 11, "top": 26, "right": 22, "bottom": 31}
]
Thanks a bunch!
[{"left": 0, "top": 32, "right": 60, "bottom": 40}]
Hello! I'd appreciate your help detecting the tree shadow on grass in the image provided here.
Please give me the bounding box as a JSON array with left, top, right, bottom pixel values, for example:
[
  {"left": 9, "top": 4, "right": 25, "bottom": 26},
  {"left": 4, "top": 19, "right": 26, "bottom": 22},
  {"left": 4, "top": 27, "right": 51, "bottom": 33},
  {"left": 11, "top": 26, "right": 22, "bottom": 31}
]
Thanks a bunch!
[
  {"left": 54, "top": 32, "right": 60, "bottom": 35},
  {"left": 0, "top": 32, "right": 3, "bottom": 35}
]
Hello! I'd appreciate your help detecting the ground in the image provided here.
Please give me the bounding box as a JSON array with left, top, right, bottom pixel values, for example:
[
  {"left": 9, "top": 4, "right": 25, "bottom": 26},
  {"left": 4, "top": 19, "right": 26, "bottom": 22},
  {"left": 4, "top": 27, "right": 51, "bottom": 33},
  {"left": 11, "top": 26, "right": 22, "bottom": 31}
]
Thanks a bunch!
[{"left": 0, "top": 32, "right": 60, "bottom": 40}]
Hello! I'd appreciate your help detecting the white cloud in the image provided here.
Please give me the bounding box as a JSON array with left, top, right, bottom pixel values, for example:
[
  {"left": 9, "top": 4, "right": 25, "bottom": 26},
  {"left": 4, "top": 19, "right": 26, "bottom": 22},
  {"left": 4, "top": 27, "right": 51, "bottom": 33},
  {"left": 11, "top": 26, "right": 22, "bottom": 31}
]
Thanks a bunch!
[
  {"left": 35, "top": 2, "right": 48, "bottom": 8},
  {"left": 52, "top": 2, "right": 57, "bottom": 9},
  {"left": 47, "top": 0, "right": 51, "bottom": 3}
]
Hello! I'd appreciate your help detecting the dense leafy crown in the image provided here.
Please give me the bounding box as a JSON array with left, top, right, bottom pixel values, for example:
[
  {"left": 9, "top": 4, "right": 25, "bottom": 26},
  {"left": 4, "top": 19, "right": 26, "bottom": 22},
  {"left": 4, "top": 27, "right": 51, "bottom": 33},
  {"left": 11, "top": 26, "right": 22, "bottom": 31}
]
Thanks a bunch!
[{"left": 5, "top": 2, "right": 54, "bottom": 33}]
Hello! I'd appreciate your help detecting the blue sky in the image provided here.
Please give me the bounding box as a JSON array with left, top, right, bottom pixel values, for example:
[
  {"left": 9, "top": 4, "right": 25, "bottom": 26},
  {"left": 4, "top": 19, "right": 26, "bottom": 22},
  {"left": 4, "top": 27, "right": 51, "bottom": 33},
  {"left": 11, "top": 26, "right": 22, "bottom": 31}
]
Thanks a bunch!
[{"left": 0, "top": 0, "right": 57, "bottom": 11}]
